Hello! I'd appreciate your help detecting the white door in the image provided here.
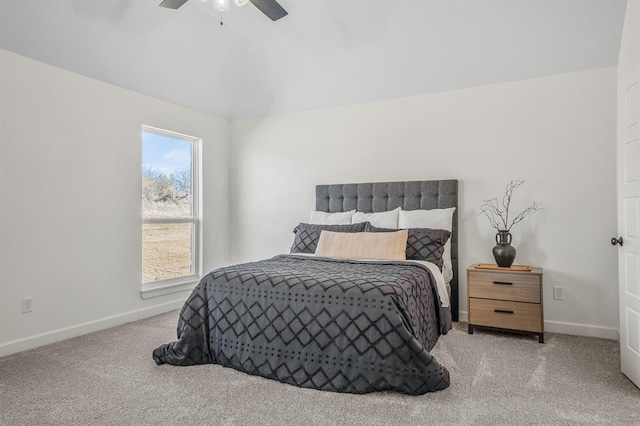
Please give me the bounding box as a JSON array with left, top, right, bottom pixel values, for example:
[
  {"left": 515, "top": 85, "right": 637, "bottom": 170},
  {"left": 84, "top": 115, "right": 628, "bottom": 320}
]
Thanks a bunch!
[{"left": 617, "top": 0, "right": 640, "bottom": 389}]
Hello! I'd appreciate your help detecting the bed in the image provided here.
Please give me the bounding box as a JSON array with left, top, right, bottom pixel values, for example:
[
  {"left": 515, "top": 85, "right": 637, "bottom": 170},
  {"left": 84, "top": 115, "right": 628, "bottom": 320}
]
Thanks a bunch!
[{"left": 153, "top": 180, "right": 458, "bottom": 395}]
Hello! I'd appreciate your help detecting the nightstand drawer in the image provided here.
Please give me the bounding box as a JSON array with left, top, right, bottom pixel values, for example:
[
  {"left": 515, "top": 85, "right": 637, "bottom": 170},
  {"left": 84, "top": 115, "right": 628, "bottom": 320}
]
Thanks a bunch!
[
  {"left": 469, "top": 298, "right": 542, "bottom": 333},
  {"left": 468, "top": 270, "right": 540, "bottom": 303}
]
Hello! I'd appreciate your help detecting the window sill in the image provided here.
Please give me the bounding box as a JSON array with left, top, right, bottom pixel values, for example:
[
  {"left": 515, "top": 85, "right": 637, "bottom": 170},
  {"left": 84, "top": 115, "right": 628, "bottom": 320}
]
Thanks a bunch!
[{"left": 140, "top": 278, "right": 199, "bottom": 300}]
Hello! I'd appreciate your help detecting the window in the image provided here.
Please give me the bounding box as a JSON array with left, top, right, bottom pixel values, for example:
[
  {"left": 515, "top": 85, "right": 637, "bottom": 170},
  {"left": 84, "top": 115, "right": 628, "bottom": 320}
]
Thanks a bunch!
[{"left": 141, "top": 126, "right": 201, "bottom": 290}]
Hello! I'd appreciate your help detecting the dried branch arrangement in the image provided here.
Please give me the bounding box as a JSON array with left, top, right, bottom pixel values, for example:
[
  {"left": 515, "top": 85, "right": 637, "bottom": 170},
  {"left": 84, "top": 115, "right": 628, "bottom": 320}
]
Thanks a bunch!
[{"left": 479, "top": 180, "right": 541, "bottom": 231}]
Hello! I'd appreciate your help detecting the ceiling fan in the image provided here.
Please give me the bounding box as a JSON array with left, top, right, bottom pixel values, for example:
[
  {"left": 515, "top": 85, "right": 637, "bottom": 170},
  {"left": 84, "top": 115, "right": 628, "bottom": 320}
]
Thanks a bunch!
[{"left": 159, "top": 0, "right": 288, "bottom": 22}]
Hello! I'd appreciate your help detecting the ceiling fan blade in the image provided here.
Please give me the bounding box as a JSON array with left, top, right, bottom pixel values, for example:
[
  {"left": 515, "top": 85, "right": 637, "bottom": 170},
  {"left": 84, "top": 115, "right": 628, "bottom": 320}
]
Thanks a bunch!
[
  {"left": 250, "top": 0, "right": 288, "bottom": 21},
  {"left": 159, "top": 0, "right": 189, "bottom": 9}
]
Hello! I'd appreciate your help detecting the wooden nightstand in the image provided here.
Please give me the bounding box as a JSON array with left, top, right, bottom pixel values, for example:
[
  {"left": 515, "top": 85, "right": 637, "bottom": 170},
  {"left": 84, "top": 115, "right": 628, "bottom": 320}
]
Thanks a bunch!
[{"left": 467, "top": 265, "right": 544, "bottom": 343}]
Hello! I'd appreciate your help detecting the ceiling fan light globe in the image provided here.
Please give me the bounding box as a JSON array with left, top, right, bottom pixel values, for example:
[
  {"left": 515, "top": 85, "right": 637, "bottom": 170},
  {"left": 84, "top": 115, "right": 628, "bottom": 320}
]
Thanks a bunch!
[
  {"left": 233, "top": 0, "right": 250, "bottom": 6},
  {"left": 212, "top": 0, "right": 231, "bottom": 11}
]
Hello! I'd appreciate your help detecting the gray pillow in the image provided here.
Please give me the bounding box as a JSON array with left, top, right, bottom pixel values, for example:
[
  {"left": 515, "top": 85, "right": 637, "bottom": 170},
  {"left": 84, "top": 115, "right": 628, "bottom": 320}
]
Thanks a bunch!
[
  {"left": 291, "top": 222, "right": 367, "bottom": 254},
  {"left": 364, "top": 223, "right": 451, "bottom": 270}
]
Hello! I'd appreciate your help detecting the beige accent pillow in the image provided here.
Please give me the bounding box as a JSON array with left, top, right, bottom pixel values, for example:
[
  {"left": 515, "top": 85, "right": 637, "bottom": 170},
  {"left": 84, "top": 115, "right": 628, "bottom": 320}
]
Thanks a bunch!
[{"left": 315, "top": 230, "right": 408, "bottom": 261}]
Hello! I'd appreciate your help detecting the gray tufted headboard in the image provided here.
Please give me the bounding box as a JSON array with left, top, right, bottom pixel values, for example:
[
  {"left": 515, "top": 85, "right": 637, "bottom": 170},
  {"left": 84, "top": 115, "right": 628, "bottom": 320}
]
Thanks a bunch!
[{"left": 315, "top": 180, "right": 459, "bottom": 322}]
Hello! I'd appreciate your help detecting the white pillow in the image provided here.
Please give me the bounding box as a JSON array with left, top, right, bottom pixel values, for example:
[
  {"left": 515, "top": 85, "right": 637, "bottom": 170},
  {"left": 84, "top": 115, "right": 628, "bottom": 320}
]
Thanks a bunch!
[
  {"left": 352, "top": 207, "right": 401, "bottom": 229},
  {"left": 309, "top": 210, "right": 355, "bottom": 225},
  {"left": 398, "top": 208, "right": 456, "bottom": 283}
]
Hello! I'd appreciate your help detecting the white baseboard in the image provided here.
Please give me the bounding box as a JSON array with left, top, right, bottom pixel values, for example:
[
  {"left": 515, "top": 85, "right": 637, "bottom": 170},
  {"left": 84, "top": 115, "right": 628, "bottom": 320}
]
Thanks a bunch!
[
  {"left": 0, "top": 299, "right": 184, "bottom": 358},
  {"left": 138, "top": 300, "right": 184, "bottom": 320},
  {"left": 544, "top": 320, "right": 619, "bottom": 340},
  {"left": 457, "top": 310, "right": 618, "bottom": 340}
]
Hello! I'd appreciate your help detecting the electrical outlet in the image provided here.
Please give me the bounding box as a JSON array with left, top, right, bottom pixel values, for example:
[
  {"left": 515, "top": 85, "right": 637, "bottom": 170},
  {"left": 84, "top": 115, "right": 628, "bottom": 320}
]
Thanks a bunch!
[
  {"left": 22, "top": 297, "right": 33, "bottom": 313},
  {"left": 553, "top": 286, "right": 564, "bottom": 301}
]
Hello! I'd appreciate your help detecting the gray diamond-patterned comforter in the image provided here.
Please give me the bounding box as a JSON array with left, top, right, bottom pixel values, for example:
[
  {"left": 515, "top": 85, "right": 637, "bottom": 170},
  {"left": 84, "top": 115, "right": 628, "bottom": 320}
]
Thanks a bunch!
[{"left": 153, "top": 255, "right": 452, "bottom": 395}]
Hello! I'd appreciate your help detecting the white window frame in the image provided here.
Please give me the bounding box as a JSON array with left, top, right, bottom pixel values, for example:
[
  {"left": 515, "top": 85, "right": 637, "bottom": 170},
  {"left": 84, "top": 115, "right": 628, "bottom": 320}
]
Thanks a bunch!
[{"left": 140, "top": 125, "right": 202, "bottom": 299}]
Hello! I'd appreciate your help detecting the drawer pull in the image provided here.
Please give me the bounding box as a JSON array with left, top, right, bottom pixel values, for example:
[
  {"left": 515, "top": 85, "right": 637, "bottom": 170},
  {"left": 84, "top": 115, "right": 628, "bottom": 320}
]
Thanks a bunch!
[
  {"left": 494, "top": 309, "right": 515, "bottom": 314},
  {"left": 493, "top": 281, "right": 513, "bottom": 286}
]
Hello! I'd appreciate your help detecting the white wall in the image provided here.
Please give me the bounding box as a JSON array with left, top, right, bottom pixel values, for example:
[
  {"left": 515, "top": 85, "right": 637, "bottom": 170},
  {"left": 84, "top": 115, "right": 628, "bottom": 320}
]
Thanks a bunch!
[
  {"left": 230, "top": 67, "right": 619, "bottom": 338},
  {"left": 0, "top": 49, "right": 230, "bottom": 355},
  {"left": 0, "top": 47, "right": 620, "bottom": 354}
]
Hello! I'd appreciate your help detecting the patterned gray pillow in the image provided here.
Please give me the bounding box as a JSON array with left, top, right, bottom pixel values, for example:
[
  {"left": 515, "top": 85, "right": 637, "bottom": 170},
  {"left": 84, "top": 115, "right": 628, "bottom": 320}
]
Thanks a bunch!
[
  {"left": 364, "top": 223, "right": 451, "bottom": 270},
  {"left": 290, "top": 222, "right": 367, "bottom": 254}
]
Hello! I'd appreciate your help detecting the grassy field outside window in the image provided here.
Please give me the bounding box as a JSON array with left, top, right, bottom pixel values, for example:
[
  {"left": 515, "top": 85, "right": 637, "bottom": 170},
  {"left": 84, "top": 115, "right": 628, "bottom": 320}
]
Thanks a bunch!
[{"left": 142, "top": 223, "right": 192, "bottom": 283}]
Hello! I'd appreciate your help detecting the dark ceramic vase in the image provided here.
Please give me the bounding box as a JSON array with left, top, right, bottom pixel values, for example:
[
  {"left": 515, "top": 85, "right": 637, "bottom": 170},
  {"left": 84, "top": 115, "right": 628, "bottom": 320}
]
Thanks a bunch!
[{"left": 493, "top": 230, "right": 516, "bottom": 267}]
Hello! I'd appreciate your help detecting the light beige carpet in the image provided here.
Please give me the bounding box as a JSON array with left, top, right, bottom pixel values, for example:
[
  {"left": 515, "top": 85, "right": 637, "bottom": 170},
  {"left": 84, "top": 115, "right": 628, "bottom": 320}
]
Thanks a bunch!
[{"left": 1, "top": 312, "right": 639, "bottom": 425}]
